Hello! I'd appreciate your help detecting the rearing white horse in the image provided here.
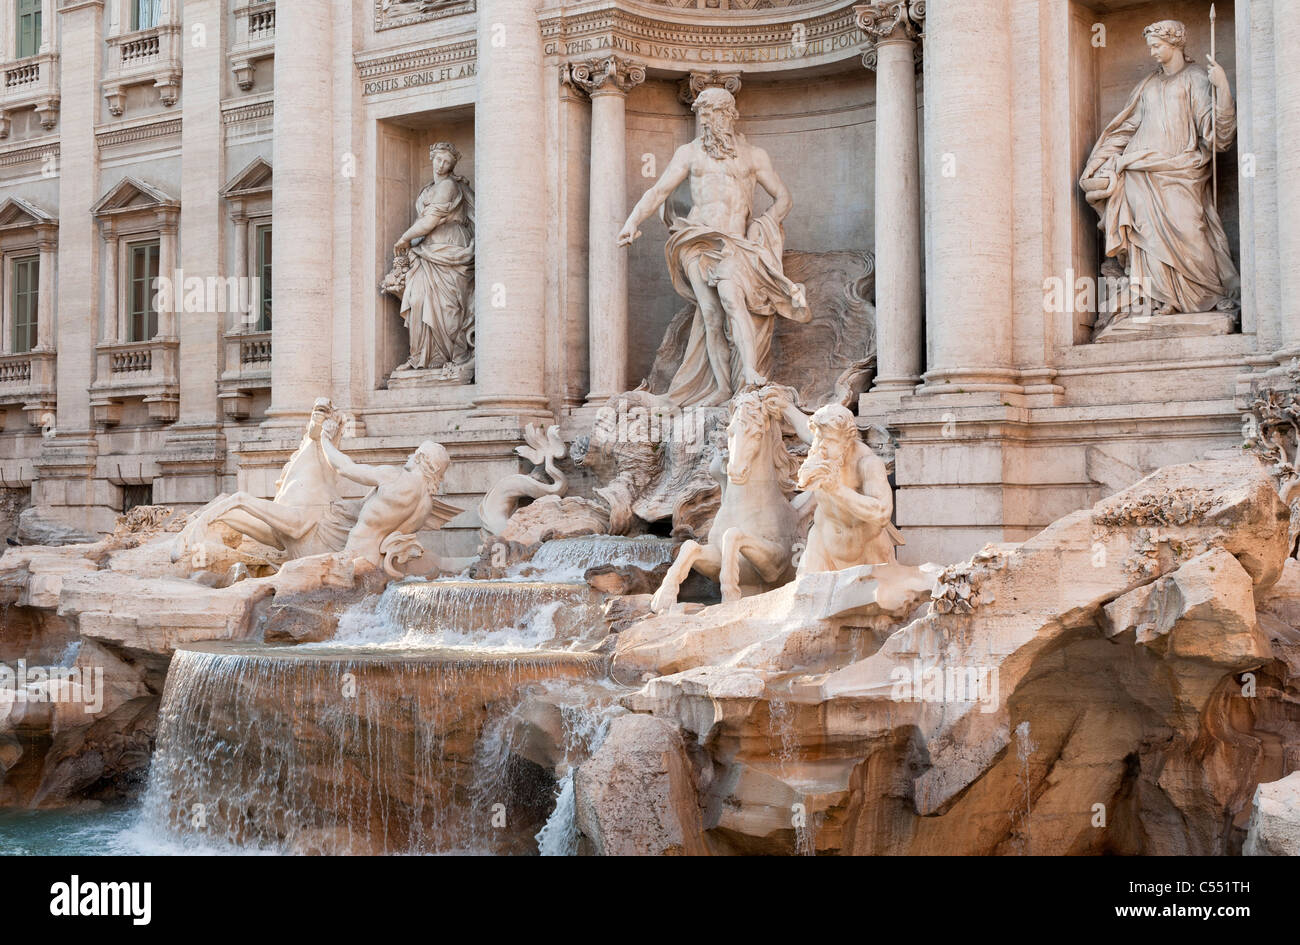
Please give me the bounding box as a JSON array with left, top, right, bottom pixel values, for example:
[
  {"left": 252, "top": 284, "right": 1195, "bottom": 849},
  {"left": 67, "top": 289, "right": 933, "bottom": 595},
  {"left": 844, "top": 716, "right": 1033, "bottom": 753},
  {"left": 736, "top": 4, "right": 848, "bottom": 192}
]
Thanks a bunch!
[{"left": 650, "top": 386, "right": 804, "bottom": 611}]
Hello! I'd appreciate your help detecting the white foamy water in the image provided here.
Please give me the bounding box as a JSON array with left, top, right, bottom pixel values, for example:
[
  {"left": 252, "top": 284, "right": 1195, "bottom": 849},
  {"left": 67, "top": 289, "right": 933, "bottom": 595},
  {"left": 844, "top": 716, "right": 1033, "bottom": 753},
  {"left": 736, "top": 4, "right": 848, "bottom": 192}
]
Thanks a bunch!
[
  {"left": 533, "top": 687, "right": 625, "bottom": 855},
  {"left": 322, "top": 579, "right": 605, "bottom": 651},
  {"left": 509, "top": 535, "right": 676, "bottom": 584}
]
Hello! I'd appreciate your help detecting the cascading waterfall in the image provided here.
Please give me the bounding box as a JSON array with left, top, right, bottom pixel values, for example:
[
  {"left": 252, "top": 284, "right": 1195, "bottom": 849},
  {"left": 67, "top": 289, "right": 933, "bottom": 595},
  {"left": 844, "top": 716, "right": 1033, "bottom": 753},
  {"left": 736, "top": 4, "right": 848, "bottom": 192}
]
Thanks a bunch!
[
  {"left": 330, "top": 579, "right": 605, "bottom": 650},
  {"left": 533, "top": 687, "right": 623, "bottom": 855},
  {"left": 137, "top": 530, "right": 649, "bottom": 855},
  {"left": 768, "top": 698, "right": 821, "bottom": 856},
  {"left": 515, "top": 535, "right": 676, "bottom": 583},
  {"left": 142, "top": 642, "right": 605, "bottom": 855}
]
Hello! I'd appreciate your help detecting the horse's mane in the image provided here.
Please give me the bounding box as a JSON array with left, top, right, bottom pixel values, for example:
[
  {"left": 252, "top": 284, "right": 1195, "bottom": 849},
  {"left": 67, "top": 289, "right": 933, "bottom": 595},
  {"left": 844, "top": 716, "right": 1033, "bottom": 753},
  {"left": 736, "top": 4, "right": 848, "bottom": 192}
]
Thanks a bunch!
[{"left": 728, "top": 392, "right": 801, "bottom": 493}]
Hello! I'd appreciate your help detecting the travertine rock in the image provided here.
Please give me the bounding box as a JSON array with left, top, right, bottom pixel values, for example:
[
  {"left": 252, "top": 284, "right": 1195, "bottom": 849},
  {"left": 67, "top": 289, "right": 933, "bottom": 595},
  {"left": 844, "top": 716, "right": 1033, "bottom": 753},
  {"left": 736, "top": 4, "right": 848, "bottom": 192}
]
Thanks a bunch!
[
  {"left": 617, "top": 561, "right": 937, "bottom": 682},
  {"left": 610, "top": 455, "right": 1300, "bottom": 854},
  {"left": 574, "top": 714, "right": 707, "bottom": 856},
  {"left": 498, "top": 494, "right": 609, "bottom": 546},
  {"left": 1243, "top": 772, "right": 1300, "bottom": 855}
]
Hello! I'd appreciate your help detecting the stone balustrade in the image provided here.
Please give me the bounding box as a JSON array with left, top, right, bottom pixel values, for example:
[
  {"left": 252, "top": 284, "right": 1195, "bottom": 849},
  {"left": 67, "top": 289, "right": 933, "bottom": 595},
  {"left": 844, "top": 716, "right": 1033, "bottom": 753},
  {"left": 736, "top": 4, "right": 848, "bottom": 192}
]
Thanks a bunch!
[
  {"left": 231, "top": 1, "right": 276, "bottom": 91},
  {"left": 0, "top": 51, "right": 59, "bottom": 136},
  {"left": 219, "top": 329, "right": 272, "bottom": 420},
  {"left": 89, "top": 338, "right": 179, "bottom": 425},
  {"left": 0, "top": 349, "right": 56, "bottom": 428},
  {"left": 104, "top": 23, "right": 182, "bottom": 114}
]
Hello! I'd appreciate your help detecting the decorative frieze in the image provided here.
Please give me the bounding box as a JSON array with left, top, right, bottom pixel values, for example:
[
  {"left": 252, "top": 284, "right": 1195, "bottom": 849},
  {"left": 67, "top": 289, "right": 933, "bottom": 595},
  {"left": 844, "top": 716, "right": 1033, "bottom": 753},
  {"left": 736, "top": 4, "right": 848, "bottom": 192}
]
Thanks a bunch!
[
  {"left": 539, "top": 5, "right": 867, "bottom": 72},
  {"left": 95, "top": 115, "right": 182, "bottom": 150},
  {"left": 0, "top": 139, "right": 57, "bottom": 169},
  {"left": 374, "top": 0, "right": 475, "bottom": 32},
  {"left": 356, "top": 38, "right": 477, "bottom": 96}
]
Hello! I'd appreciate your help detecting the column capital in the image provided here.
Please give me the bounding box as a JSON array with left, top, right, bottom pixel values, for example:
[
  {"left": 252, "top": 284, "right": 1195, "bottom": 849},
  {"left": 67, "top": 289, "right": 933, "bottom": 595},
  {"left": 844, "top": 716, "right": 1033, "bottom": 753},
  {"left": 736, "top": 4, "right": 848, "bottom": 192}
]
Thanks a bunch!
[
  {"left": 856, "top": 1, "right": 925, "bottom": 71},
  {"left": 677, "top": 70, "right": 742, "bottom": 107},
  {"left": 568, "top": 55, "right": 646, "bottom": 97}
]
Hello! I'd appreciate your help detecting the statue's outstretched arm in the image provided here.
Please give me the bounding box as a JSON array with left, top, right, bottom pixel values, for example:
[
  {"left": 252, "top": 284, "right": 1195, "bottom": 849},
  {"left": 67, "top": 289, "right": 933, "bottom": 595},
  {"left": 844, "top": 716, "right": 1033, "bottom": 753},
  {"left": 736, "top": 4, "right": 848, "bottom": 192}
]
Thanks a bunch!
[
  {"left": 321, "top": 437, "right": 385, "bottom": 488},
  {"left": 619, "top": 144, "right": 692, "bottom": 243}
]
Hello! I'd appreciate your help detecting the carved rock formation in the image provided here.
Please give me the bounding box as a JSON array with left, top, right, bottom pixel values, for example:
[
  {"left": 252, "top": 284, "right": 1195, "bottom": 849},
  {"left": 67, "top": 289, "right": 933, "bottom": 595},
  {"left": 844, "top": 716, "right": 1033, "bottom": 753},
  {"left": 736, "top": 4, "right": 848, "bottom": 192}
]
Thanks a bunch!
[{"left": 589, "top": 455, "right": 1300, "bottom": 854}]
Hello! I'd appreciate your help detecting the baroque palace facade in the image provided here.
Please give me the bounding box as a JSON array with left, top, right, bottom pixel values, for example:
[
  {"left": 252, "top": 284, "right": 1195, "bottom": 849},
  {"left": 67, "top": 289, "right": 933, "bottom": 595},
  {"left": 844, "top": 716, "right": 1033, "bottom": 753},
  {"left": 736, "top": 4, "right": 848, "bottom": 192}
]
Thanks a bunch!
[{"left": 0, "top": 0, "right": 1293, "bottom": 564}]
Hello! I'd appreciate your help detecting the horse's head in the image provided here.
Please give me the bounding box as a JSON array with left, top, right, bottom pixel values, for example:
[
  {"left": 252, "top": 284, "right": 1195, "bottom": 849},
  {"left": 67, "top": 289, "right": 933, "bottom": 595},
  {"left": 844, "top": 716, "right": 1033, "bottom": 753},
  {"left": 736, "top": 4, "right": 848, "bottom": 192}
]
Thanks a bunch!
[{"left": 726, "top": 390, "right": 798, "bottom": 489}]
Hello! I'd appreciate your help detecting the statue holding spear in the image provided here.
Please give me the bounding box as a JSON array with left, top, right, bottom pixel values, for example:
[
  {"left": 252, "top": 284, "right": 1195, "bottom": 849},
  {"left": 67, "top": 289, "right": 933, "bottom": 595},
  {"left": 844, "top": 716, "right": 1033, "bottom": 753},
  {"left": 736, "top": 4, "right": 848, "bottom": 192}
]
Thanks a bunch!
[{"left": 1080, "top": 17, "right": 1239, "bottom": 323}]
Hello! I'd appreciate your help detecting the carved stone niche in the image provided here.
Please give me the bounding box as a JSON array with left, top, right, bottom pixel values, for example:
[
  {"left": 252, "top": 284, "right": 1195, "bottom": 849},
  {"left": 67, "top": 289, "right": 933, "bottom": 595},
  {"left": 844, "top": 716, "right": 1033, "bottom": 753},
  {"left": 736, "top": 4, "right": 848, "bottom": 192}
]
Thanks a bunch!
[
  {"left": 88, "top": 177, "right": 181, "bottom": 426},
  {"left": 218, "top": 157, "right": 273, "bottom": 421}
]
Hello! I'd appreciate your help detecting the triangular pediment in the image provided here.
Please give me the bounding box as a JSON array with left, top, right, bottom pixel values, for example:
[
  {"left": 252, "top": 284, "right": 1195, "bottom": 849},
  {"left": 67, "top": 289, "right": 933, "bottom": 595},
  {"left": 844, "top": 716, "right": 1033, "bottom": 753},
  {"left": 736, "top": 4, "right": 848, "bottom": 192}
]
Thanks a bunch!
[
  {"left": 0, "top": 196, "right": 54, "bottom": 230},
  {"left": 220, "top": 157, "right": 272, "bottom": 198},
  {"left": 91, "top": 176, "right": 178, "bottom": 217}
]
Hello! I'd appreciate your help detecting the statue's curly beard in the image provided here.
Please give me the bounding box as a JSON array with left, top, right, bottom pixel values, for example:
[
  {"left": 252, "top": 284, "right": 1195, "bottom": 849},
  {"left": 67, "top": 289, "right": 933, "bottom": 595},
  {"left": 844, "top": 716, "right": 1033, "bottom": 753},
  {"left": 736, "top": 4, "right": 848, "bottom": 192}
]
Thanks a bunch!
[
  {"left": 699, "top": 113, "right": 738, "bottom": 160},
  {"left": 798, "top": 433, "right": 851, "bottom": 491}
]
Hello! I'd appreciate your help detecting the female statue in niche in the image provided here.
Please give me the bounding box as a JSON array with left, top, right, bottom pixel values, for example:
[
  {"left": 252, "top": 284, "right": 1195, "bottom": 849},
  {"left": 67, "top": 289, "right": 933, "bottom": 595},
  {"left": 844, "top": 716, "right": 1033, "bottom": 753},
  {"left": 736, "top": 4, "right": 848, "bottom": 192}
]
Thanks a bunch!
[
  {"left": 1080, "top": 19, "right": 1238, "bottom": 329},
  {"left": 387, "top": 142, "right": 476, "bottom": 372}
]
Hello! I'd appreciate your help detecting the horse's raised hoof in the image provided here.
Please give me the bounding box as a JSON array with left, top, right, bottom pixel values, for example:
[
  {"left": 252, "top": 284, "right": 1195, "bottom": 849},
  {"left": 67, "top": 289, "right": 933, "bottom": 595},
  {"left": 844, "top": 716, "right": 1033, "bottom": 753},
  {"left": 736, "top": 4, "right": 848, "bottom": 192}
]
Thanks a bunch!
[{"left": 649, "top": 588, "right": 676, "bottom": 613}]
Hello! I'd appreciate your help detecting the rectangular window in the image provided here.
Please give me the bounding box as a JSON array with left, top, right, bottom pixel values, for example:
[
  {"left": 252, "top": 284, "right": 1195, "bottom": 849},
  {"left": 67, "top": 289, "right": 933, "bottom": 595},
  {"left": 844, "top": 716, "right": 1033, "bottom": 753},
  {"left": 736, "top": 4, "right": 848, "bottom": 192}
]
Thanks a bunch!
[
  {"left": 128, "top": 240, "right": 160, "bottom": 342},
  {"left": 256, "top": 224, "right": 272, "bottom": 332},
  {"left": 16, "top": 0, "right": 41, "bottom": 58},
  {"left": 122, "top": 483, "right": 152, "bottom": 513},
  {"left": 11, "top": 255, "right": 39, "bottom": 355},
  {"left": 131, "top": 0, "right": 160, "bottom": 31}
]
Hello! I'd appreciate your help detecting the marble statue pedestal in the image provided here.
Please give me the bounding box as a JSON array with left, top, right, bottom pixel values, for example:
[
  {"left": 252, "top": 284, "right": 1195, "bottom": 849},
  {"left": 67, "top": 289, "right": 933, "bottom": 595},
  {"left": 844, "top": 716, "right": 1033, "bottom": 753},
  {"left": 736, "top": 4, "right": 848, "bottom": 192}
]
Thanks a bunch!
[
  {"left": 1094, "top": 311, "right": 1235, "bottom": 345},
  {"left": 388, "top": 362, "right": 475, "bottom": 389}
]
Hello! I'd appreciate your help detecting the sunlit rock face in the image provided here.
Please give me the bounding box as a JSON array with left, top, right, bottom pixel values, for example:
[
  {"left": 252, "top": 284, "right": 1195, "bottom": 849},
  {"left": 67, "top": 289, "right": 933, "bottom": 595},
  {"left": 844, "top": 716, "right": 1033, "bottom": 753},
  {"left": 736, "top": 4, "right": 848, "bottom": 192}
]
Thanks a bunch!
[
  {"left": 144, "top": 643, "right": 606, "bottom": 855},
  {"left": 608, "top": 456, "right": 1300, "bottom": 855}
]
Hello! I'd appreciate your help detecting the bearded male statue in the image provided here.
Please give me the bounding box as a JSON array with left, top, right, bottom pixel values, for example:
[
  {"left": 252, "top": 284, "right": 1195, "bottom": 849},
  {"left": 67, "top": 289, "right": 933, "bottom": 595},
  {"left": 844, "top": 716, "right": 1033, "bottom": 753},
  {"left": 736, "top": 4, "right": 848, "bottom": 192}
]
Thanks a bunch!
[
  {"left": 618, "top": 87, "right": 810, "bottom": 408},
  {"left": 774, "top": 395, "right": 901, "bottom": 574}
]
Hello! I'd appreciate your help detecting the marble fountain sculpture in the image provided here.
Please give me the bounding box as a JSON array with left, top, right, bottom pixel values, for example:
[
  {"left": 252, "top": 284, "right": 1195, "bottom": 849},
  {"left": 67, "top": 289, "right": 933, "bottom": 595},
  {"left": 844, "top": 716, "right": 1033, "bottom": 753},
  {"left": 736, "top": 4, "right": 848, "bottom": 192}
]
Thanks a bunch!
[
  {"left": 3, "top": 55, "right": 1300, "bottom": 855},
  {"left": 1080, "top": 19, "right": 1239, "bottom": 342},
  {"left": 381, "top": 141, "right": 476, "bottom": 383}
]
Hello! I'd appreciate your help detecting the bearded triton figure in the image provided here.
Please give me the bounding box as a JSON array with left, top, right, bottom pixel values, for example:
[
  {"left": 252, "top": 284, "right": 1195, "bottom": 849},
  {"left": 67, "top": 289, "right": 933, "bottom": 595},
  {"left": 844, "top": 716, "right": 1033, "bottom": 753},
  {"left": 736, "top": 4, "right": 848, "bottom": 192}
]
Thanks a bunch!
[
  {"left": 388, "top": 142, "right": 476, "bottom": 371},
  {"left": 618, "top": 87, "right": 810, "bottom": 408},
  {"left": 1080, "top": 19, "right": 1238, "bottom": 323},
  {"left": 776, "top": 397, "right": 902, "bottom": 574}
]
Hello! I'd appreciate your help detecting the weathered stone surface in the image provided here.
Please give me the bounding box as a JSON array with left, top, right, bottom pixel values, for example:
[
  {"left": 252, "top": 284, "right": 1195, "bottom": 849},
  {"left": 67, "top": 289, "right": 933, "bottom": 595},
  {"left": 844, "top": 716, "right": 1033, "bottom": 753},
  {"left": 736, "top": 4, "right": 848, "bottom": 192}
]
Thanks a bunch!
[
  {"left": 614, "top": 562, "right": 937, "bottom": 683},
  {"left": 17, "top": 507, "right": 99, "bottom": 546},
  {"left": 1243, "top": 772, "right": 1300, "bottom": 855},
  {"left": 498, "top": 494, "right": 609, "bottom": 546},
  {"left": 605, "top": 456, "right": 1300, "bottom": 854},
  {"left": 574, "top": 714, "right": 707, "bottom": 856}
]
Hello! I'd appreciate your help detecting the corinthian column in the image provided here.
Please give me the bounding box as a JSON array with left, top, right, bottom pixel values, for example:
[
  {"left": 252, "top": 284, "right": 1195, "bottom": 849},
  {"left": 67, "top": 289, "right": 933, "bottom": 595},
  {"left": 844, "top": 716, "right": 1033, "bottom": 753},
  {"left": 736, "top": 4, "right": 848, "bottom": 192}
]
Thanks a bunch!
[
  {"left": 265, "top": 0, "right": 333, "bottom": 429},
  {"left": 858, "top": 2, "right": 924, "bottom": 395},
  {"left": 917, "top": 0, "right": 1017, "bottom": 393},
  {"left": 570, "top": 55, "right": 645, "bottom": 406},
  {"left": 471, "top": 0, "right": 551, "bottom": 419}
]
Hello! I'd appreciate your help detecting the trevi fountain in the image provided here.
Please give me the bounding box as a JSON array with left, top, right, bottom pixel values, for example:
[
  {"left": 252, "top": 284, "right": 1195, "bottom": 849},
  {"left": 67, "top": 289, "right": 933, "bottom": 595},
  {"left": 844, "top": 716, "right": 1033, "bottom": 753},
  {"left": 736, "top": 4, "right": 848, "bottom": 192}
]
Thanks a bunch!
[{"left": 0, "top": 0, "right": 1297, "bottom": 866}]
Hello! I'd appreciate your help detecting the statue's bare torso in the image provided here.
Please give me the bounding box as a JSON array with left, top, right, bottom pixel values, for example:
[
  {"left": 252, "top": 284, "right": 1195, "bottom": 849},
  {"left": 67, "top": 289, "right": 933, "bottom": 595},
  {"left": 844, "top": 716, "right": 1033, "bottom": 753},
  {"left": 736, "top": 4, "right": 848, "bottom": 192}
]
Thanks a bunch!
[{"left": 684, "top": 138, "right": 758, "bottom": 237}]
